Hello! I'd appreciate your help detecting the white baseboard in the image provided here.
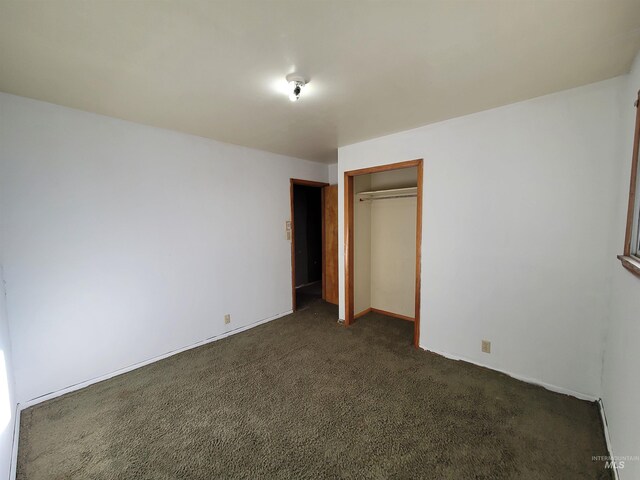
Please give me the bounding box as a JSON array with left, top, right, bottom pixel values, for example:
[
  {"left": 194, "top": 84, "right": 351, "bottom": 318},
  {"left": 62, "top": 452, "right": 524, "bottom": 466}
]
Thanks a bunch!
[
  {"left": 19, "top": 310, "right": 293, "bottom": 410},
  {"left": 420, "top": 345, "right": 599, "bottom": 402},
  {"left": 9, "top": 404, "right": 20, "bottom": 480},
  {"left": 598, "top": 398, "right": 620, "bottom": 480}
]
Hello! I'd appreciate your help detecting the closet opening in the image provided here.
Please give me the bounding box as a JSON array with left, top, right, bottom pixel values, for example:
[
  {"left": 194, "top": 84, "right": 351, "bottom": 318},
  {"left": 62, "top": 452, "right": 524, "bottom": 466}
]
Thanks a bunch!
[
  {"left": 343, "top": 159, "right": 423, "bottom": 347},
  {"left": 290, "top": 179, "right": 336, "bottom": 311}
]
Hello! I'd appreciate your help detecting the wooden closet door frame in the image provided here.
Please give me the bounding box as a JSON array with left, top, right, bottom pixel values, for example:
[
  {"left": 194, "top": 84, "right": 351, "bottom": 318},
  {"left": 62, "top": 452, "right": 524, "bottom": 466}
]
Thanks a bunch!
[
  {"left": 322, "top": 185, "right": 339, "bottom": 305},
  {"left": 290, "top": 178, "right": 330, "bottom": 311},
  {"left": 343, "top": 159, "right": 423, "bottom": 348}
]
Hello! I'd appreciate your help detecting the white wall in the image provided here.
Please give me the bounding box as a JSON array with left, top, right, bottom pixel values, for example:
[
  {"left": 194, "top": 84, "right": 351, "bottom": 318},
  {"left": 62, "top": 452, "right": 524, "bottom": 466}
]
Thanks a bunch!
[
  {"left": 0, "top": 266, "right": 16, "bottom": 480},
  {"left": 369, "top": 168, "right": 417, "bottom": 317},
  {"left": 0, "top": 93, "right": 328, "bottom": 403},
  {"left": 371, "top": 197, "right": 417, "bottom": 318},
  {"left": 601, "top": 51, "right": 640, "bottom": 480},
  {"left": 328, "top": 163, "right": 338, "bottom": 185},
  {"left": 370, "top": 167, "right": 417, "bottom": 190},
  {"left": 338, "top": 77, "right": 623, "bottom": 398}
]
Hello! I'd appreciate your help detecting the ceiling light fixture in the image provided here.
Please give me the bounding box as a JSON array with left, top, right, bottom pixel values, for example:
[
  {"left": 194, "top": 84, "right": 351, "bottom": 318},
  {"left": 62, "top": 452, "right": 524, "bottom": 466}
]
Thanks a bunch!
[{"left": 285, "top": 73, "right": 307, "bottom": 102}]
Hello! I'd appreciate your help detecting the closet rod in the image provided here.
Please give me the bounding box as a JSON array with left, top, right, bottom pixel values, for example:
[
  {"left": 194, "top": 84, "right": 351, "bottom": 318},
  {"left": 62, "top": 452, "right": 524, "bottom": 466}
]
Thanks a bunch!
[{"left": 359, "top": 194, "right": 417, "bottom": 201}]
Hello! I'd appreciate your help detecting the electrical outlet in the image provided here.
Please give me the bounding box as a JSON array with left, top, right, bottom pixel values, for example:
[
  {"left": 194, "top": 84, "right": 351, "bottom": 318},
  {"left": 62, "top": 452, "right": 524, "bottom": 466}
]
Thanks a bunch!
[
  {"left": 481, "top": 340, "right": 491, "bottom": 354},
  {"left": 224, "top": 314, "right": 231, "bottom": 325}
]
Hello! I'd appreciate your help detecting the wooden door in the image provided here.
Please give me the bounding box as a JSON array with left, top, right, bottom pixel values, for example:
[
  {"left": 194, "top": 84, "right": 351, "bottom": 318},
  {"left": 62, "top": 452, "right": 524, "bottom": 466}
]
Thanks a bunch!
[{"left": 323, "top": 185, "right": 339, "bottom": 304}]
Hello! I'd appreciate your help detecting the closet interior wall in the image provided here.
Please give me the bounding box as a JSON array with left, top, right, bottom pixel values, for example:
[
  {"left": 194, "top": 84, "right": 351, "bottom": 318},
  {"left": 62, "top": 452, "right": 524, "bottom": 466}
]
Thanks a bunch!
[
  {"left": 354, "top": 168, "right": 418, "bottom": 319},
  {"left": 354, "top": 175, "right": 372, "bottom": 315}
]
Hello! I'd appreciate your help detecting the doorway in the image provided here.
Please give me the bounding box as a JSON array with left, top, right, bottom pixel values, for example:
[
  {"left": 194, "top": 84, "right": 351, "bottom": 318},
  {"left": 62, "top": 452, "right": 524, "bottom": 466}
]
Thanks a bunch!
[
  {"left": 343, "top": 159, "right": 423, "bottom": 347},
  {"left": 290, "top": 179, "right": 337, "bottom": 311}
]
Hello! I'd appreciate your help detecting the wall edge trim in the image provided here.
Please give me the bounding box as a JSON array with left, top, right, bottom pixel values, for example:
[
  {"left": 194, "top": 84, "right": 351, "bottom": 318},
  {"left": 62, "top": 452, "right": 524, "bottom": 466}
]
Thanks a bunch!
[
  {"left": 9, "top": 404, "right": 19, "bottom": 480},
  {"left": 598, "top": 398, "right": 621, "bottom": 480}
]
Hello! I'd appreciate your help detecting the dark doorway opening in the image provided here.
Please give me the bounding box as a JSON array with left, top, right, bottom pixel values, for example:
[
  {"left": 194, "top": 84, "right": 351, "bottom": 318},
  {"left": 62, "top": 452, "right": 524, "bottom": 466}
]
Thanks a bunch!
[{"left": 292, "top": 183, "right": 323, "bottom": 310}]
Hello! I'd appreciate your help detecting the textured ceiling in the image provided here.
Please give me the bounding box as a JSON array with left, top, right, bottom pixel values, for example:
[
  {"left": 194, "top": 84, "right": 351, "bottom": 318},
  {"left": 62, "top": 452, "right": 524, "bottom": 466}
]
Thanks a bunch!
[{"left": 1, "top": 1, "right": 640, "bottom": 163}]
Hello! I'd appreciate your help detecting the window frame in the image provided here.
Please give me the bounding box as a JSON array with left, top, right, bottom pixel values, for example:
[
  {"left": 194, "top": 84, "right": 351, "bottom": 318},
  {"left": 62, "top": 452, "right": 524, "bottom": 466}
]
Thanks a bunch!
[{"left": 618, "top": 90, "right": 640, "bottom": 276}]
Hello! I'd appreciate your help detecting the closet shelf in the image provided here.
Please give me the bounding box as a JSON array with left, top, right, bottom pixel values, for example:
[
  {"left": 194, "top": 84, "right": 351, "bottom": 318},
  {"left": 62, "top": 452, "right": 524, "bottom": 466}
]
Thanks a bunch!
[{"left": 357, "top": 186, "right": 417, "bottom": 201}]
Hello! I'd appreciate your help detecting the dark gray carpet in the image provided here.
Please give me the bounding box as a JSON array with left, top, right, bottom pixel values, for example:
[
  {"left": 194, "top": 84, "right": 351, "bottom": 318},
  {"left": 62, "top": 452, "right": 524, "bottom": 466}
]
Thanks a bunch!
[
  {"left": 18, "top": 300, "right": 611, "bottom": 479},
  {"left": 295, "top": 280, "right": 322, "bottom": 310}
]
